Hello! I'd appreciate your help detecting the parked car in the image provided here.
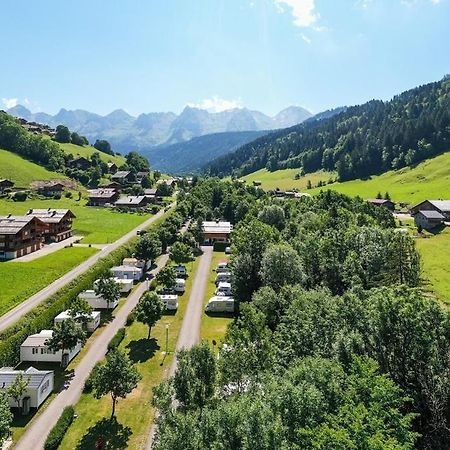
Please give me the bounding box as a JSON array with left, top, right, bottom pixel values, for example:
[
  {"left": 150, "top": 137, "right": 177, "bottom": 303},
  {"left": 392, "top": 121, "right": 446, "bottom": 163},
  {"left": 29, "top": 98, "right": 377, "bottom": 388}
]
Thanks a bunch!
[
  {"left": 205, "top": 296, "right": 235, "bottom": 313},
  {"left": 215, "top": 282, "right": 232, "bottom": 296}
]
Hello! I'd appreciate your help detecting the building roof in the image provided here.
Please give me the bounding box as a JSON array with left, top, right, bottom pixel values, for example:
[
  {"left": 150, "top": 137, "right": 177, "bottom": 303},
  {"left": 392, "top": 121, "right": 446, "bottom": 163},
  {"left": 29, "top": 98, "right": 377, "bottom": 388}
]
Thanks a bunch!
[
  {"left": 115, "top": 196, "right": 146, "bottom": 206},
  {"left": 54, "top": 310, "right": 100, "bottom": 321},
  {"left": 107, "top": 162, "right": 117, "bottom": 168},
  {"left": 418, "top": 210, "right": 445, "bottom": 219},
  {"left": 88, "top": 188, "right": 118, "bottom": 199},
  {"left": 111, "top": 265, "right": 143, "bottom": 273},
  {"left": 111, "top": 171, "right": 131, "bottom": 179},
  {"left": 144, "top": 188, "right": 157, "bottom": 196},
  {"left": 38, "top": 182, "right": 65, "bottom": 190},
  {"left": 367, "top": 198, "right": 393, "bottom": 205},
  {"left": 137, "top": 171, "right": 149, "bottom": 177},
  {"left": 21, "top": 330, "right": 54, "bottom": 348},
  {"left": 0, "top": 215, "right": 42, "bottom": 235},
  {"left": 27, "top": 209, "right": 75, "bottom": 223},
  {"left": 427, "top": 200, "right": 450, "bottom": 212},
  {"left": 202, "top": 221, "right": 232, "bottom": 234},
  {"left": 0, "top": 179, "right": 14, "bottom": 185},
  {"left": 0, "top": 366, "right": 53, "bottom": 389}
]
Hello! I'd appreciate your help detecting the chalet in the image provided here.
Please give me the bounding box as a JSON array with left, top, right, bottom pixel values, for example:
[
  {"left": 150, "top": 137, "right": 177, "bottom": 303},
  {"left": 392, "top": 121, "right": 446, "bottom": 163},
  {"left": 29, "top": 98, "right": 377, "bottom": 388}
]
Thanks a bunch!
[
  {"left": 414, "top": 210, "right": 445, "bottom": 230},
  {"left": 37, "top": 182, "right": 65, "bottom": 197},
  {"left": 100, "top": 181, "right": 122, "bottom": 191},
  {"left": 0, "top": 179, "right": 14, "bottom": 193},
  {"left": 20, "top": 330, "right": 81, "bottom": 367},
  {"left": 114, "top": 196, "right": 148, "bottom": 210},
  {"left": 136, "top": 171, "right": 150, "bottom": 182},
  {"left": 68, "top": 157, "right": 91, "bottom": 170},
  {"left": 87, "top": 188, "right": 120, "bottom": 207},
  {"left": 144, "top": 188, "right": 160, "bottom": 203},
  {"left": 111, "top": 171, "right": 133, "bottom": 184},
  {"left": 27, "top": 209, "right": 75, "bottom": 242},
  {"left": 367, "top": 199, "right": 395, "bottom": 211},
  {"left": 0, "top": 215, "right": 44, "bottom": 260},
  {"left": 410, "top": 200, "right": 450, "bottom": 219},
  {"left": 107, "top": 162, "right": 118, "bottom": 174},
  {"left": 54, "top": 310, "right": 101, "bottom": 332},
  {"left": 0, "top": 367, "right": 54, "bottom": 413},
  {"left": 202, "top": 220, "right": 232, "bottom": 244}
]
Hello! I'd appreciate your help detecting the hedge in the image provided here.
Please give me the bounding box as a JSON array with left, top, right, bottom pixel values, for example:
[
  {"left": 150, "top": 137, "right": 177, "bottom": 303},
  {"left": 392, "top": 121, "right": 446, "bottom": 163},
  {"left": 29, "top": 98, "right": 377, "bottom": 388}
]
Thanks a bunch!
[
  {"left": 44, "top": 405, "right": 75, "bottom": 450},
  {"left": 107, "top": 327, "right": 126, "bottom": 351}
]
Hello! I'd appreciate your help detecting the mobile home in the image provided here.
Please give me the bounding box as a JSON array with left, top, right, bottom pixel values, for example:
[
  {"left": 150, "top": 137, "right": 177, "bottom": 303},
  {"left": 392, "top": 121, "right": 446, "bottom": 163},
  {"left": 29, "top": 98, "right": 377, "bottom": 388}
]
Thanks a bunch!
[
  {"left": 174, "top": 278, "right": 186, "bottom": 293},
  {"left": 215, "top": 282, "right": 232, "bottom": 296},
  {"left": 205, "top": 296, "right": 235, "bottom": 313},
  {"left": 158, "top": 294, "right": 179, "bottom": 311},
  {"left": 110, "top": 265, "right": 143, "bottom": 281},
  {"left": 54, "top": 310, "right": 101, "bottom": 332},
  {"left": 215, "top": 271, "right": 231, "bottom": 285},
  {"left": 79, "top": 290, "right": 119, "bottom": 310}
]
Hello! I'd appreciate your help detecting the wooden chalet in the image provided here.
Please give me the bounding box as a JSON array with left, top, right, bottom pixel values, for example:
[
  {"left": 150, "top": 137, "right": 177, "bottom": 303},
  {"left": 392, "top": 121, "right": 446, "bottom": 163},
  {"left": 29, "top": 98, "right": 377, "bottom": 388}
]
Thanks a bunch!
[
  {"left": 27, "top": 209, "right": 75, "bottom": 242},
  {"left": 87, "top": 188, "right": 120, "bottom": 206}
]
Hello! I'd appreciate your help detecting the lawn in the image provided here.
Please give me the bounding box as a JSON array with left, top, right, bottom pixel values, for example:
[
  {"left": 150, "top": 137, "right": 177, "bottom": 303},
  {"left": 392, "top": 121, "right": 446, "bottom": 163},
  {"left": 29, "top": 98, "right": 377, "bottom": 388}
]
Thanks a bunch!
[
  {"left": 59, "top": 256, "right": 202, "bottom": 450},
  {"left": 0, "top": 148, "right": 66, "bottom": 188},
  {"left": 0, "top": 247, "right": 98, "bottom": 315},
  {"left": 58, "top": 143, "right": 126, "bottom": 166},
  {"left": 243, "top": 168, "right": 335, "bottom": 192},
  {"left": 415, "top": 227, "right": 450, "bottom": 305},
  {"left": 200, "top": 251, "right": 233, "bottom": 348},
  {"left": 0, "top": 197, "right": 152, "bottom": 244}
]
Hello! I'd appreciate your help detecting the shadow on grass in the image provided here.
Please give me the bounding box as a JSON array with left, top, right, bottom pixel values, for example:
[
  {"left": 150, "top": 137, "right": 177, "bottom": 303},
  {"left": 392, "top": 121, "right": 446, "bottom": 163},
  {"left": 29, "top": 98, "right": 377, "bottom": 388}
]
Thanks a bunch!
[
  {"left": 205, "top": 311, "right": 235, "bottom": 319},
  {"left": 76, "top": 417, "right": 132, "bottom": 450},
  {"left": 162, "top": 309, "right": 176, "bottom": 316},
  {"left": 126, "top": 338, "right": 160, "bottom": 363}
]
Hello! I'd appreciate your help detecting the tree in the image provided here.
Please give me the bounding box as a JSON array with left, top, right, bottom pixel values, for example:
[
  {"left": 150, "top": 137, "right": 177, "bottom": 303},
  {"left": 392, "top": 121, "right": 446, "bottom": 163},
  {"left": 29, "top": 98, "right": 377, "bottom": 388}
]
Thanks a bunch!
[
  {"left": 376, "top": 191, "right": 382, "bottom": 199},
  {"left": 54, "top": 125, "right": 71, "bottom": 143},
  {"left": 141, "top": 175, "right": 153, "bottom": 189},
  {"left": 0, "top": 393, "right": 12, "bottom": 446},
  {"left": 307, "top": 180, "right": 312, "bottom": 189},
  {"left": 386, "top": 232, "right": 420, "bottom": 286},
  {"left": 92, "top": 349, "right": 141, "bottom": 419},
  {"left": 135, "top": 292, "right": 165, "bottom": 339},
  {"left": 134, "top": 232, "right": 161, "bottom": 263},
  {"left": 95, "top": 274, "right": 121, "bottom": 310},
  {"left": 69, "top": 297, "right": 93, "bottom": 329},
  {"left": 45, "top": 319, "right": 86, "bottom": 367},
  {"left": 71, "top": 132, "right": 88, "bottom": 146},
  {"left": 257, "top": 205, "right": 286, "bottom": 231},
  {"left": 173, "top": 341, "right": 217, "bottom": 410},
  {"left": 126, "top": 151, "right": 149, "bottom": 171},
  {"left": 93, "top": 139, "right": 113, "bottom": 155},
  {"left": 7, "top": 373, "right": 29, "bottom": 411},
  {"left": 156, "top": 266, "right": 177, "bottom": 290},
  {"left": 169, "top": 242, "right": 193, "bottom": 265}
]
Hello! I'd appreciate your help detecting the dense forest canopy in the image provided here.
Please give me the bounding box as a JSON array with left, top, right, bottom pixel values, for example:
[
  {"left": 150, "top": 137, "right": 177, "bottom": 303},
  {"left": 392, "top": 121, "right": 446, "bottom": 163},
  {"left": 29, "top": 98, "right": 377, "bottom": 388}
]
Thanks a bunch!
[
  {"left": 154, "top": 179, "right": 450, "bottom": 450},
  {"left": 206, "top": 77, "right": 450, "bottom": 181}
]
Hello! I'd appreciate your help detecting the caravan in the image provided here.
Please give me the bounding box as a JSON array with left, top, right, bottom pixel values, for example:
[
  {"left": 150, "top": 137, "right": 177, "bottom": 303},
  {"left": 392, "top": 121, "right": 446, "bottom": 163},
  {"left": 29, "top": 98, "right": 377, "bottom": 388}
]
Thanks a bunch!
[
  {"left": 216, "top": 262, "right": 229, "bottom": 273},
  {"left": 174, "top": 278, "right": 186, "bottom": 293},
  {"left": 205, "top": 296, "right": 235, "bottom": 313},
  {"left": 215, "top": 271, "right": 231, "bottom": 285},
  {"left": 158, "top": 294, "right": 179, "bottom": 311},
  {"left": 215, "top": 282, "right": 232, "bottom": 296}
]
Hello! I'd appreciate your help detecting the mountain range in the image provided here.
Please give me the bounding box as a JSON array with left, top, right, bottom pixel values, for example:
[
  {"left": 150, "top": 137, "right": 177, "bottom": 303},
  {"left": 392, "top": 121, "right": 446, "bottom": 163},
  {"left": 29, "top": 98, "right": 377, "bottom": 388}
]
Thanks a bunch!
[{"left": 6, "top": 104, "right": 312, "bottom": 154}]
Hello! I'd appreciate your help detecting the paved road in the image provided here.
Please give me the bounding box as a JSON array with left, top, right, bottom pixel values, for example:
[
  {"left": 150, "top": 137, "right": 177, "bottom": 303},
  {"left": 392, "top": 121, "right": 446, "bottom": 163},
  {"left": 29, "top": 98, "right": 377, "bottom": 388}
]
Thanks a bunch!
[
  {"left": 14, "top": 254, "right": 170, "bottom": 450},
  {"left": 146, "top": 245, "right": 213, "bottom": 449},
  {"left": 0, "top": 205, "right": 174, "bottom": 333}
]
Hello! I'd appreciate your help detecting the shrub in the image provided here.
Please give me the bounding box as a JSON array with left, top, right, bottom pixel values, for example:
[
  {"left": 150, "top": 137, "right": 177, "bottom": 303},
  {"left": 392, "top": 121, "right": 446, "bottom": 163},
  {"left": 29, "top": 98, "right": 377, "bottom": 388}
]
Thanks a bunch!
[
  {"left": 13, "top": 191, "right": 27, "bottom": 202},
  {"left": 83, "top": 362, "right": 101, "bottom": 393},
  {"left": 126, "top": 310, "right": 136, "bottom": 326},
  {"left": 44, "top": 406, "right": 74, "bottom": 450},
  {"left": 64, "top": 191, "right": 73, "bottom": 198},
  {"left": 53, "top": 193, "right": 62, "bottom": 200},
  {"left": 107, "top": 327, "right": 125, "bottom": 351}
]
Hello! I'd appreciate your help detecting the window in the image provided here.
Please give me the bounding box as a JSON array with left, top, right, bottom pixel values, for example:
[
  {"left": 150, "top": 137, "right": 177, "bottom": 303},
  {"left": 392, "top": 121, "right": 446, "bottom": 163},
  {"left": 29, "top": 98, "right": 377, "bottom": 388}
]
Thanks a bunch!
[{"left": 40, "top": 380, "right": 50, "bottom": 395}]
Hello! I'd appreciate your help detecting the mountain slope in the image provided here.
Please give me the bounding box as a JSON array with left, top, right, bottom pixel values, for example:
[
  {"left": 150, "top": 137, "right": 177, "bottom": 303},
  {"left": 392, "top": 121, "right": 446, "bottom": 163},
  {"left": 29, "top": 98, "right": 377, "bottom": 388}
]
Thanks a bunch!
[
  {"left": 7, "top": 105, "right": 312, "bottom": 153},
  {"left": 207, "top": 77, "right": 450, "bottom": 182},
  {"left": 143, "top": 129, "right": 269, "bottom": 174}
]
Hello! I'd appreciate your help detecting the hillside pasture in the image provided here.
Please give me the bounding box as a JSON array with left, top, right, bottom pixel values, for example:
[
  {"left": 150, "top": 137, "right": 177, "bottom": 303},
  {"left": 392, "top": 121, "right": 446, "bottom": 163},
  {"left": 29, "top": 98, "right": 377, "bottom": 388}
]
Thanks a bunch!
[{"left": 58, "top": 143, "right": 125, "bottom": 166}]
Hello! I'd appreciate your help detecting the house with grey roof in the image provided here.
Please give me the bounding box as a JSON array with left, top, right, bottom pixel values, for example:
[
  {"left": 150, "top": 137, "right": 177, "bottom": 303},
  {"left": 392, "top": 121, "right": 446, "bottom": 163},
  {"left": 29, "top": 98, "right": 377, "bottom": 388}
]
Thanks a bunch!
[
  {"left": 114, "top": 196, "right": 148, "bottom": 210},
  {"left": 0, "top": 366, "right": 54, "bottom": 412},
  {"left": 410, "top": 199, "right": 450, "bottom": 229},
  {"left": 414, "top": 210, "right": 445, "bottom": 230}
]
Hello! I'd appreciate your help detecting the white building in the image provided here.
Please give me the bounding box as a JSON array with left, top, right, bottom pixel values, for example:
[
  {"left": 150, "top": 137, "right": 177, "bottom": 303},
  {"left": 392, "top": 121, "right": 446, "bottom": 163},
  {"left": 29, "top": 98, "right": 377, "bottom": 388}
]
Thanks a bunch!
[
  {"left": 202, "top": 221, "right": 232, "bottom": 244},
  {"left": 110, "top": 265, "right": 143, "bottom": 281},
  {"left": 122, "top": 257, "right": 146, "bottom": 269},
  {"left": 79, "top": 290, "right": 119, "bottom": 309},
  {"left": 0, "top": 367, "right": 54, "bottom": 412},
  {"left": 93, "top": 278, "right": 133, "bottom": 294},
  {"left": 20, "top": 330, "right": 81, "bottom": 365},
  {"left": 158, "top": 294, "right": 179, "bottom": 310},
  {"left": 205, "top": 296, "right": 235, "bottom": 313},
  {"left": 54, "top": 310, "right": 101, "bottom": 332}
]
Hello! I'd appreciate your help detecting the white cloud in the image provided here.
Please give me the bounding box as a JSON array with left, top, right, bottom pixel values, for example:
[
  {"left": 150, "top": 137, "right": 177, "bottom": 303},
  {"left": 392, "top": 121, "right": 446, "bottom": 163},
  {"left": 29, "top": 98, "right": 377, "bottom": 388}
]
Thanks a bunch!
[
  {"left": 187, "top": 96, "right": 244, "bottom": 113},
  {"left": 274, "top": 0, "right": 319, "bottom": 28},
  {"left": 2, "top": 98, "right": 18, "bottom": 109}
]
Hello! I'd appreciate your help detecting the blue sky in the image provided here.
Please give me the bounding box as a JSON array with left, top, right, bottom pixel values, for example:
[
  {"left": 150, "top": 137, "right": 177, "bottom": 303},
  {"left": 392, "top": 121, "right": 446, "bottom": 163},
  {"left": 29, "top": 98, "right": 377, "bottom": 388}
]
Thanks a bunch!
[{"left": 1, "top": 0, "right": 449, "bottom": 116}]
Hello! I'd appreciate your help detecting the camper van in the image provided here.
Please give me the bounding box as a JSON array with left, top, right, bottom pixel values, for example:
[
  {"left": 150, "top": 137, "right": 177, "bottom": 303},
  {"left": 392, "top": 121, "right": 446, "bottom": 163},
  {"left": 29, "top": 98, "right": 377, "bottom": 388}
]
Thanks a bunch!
[
  {"left": 205, "top": 296, "right": 235, "bottom": 313},
  {"left": 174, "top": 278, "right": 186, "bottom": 293},
  {"left": 215, "top": 282, "right": 232, "bottom": 296},
  {"left": 215, "top": 271, "right": 231, "bottom": 285},
  {"left": 158, "top": 294, "right": 179, "bottom": 311},
  {"left": 216, "top": 262, "right": 229, "bottom": 273}
]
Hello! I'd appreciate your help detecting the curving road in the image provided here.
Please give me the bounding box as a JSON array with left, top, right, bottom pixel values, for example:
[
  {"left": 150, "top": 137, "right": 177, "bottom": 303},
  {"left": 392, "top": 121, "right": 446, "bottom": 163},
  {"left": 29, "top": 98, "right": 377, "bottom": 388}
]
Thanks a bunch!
[{"left": 0, "top": 205, "right": 174, "bottom": 333}]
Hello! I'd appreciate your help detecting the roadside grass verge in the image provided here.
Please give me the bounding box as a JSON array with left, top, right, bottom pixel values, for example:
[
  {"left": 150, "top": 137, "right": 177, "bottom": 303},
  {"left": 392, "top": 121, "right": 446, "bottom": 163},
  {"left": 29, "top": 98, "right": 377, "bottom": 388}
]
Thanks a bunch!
[
  {"left": 0, "top": 247, "right": 98, "bottom": 316},
  {"left": 200, "top": 250, "right": 233, "bottom": 348},
  {"left": 0, "top": 197, "right": 153, "bottom": 244},
  {"left": 58, "top": 256, "right": 201, "bottom": 450}
]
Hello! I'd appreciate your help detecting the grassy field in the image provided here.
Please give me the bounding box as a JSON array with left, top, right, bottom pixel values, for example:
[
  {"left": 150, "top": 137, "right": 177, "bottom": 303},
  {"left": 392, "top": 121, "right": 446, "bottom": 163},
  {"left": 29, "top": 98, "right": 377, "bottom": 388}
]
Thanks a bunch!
[
  {"left": 415, "top": 228, "right": 450, "bottom": 304},
  {"left": 200, "top": 251, "right": 233, "bottom": 348},
  {"left": 58, "top": 143, "right": 125, "bottom": 166},
  {"left": 59, "top": 256, "right": 201, "bottom": 450},
  {"left": 0, "top": 197, "right": 152, "bottom": 244},
  {"left": 0, "top": 246, "right": 98, "bottom": 315},
  {"left": 0, "top": 148, "right": 66, "bottom": 187},
  {"left": 243, "top": 168, "right": 335, "bottom": 192}
]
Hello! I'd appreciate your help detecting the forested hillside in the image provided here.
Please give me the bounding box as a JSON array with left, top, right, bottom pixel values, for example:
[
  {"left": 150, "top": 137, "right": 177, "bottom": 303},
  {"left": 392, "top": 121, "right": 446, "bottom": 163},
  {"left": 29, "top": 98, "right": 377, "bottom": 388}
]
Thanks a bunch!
[
  {"left": 153, "top": 179, "right": 450, "bottom": 450},
  {"left": 206, "top": 77, "right": 450, "bottom": 181}
]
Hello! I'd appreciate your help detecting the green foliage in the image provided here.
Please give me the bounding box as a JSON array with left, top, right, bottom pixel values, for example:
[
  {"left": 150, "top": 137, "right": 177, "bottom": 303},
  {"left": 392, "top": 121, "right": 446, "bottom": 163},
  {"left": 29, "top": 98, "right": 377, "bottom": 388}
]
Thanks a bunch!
[
  {"left": 107, "top": 327, "right": 126, "bottom": 352},
  {"left": 156, "top": 266, "right": 177, "bottom": 290},
  {"left": 93, "top": 139, "right": 113, "bottom": 155},
  {"left": 95, "top": 274, "right": 121, "bottom": 310},
  {"left": 257, "top": 204, "right": 286, "bottom": 231},
  {"left": 13, "top": 191, "right": 27, "bottom": 201},
  {"left": 92, "top": 349, "right": 141, "bottom": 418},
  {"left": 68, "top": 297, "right": 93, "bottom": 328},
  {"left": 7, "top": 372, "right": 29, "bottom": 409},
  {"left": 135, "top": 292, "right": 165, "bottom": 339},
  {"left": 54, "top": 125, "right": 71, "bottom": 143},
  {"left": 0, "top": 392, "right": 12, "bottom": 446},
  {"left": 169, "top": 241, "right": 193, "bottom": 265},
  {"left": 134, "top": 232, "right": 161, "bottom": 262},
  {"left": 44, "top": 406, "right": 75, "bottom": 450},
  {"left": 126, "top": 151, "right": 149, "bottom": 172}
]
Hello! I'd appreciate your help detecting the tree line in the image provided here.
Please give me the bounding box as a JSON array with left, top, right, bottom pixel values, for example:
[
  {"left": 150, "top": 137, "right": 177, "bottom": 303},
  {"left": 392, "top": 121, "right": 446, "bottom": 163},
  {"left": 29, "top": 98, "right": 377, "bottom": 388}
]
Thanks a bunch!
[{"left": 206, "top": 76, "right": 450, "bottom": 182}]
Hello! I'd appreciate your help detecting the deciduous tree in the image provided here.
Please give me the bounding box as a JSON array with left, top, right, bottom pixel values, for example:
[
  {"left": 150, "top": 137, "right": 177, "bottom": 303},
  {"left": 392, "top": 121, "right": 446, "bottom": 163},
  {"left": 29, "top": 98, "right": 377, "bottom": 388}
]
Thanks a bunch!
[{"left": 135, "top": 292, "right": 165, "bottom": 339}]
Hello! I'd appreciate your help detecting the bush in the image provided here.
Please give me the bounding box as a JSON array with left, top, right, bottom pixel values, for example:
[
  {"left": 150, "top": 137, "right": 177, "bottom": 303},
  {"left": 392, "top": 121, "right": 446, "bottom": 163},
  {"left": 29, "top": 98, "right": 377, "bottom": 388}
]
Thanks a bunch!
[
  {"left": 44, "top": 406, "right": 74, "bottom": 450},
  {"left": 126, "top": 310, "right": 136, "bottom": 326},
  {"left": 83, "top": 362, "right": 100, "bottom": 393},
  {"left": 64, "top": 191, "right": 73, "bottom": 198},
  {"left": 108, "top": 327, "right": 125, "bottom": 351},
  {"left": 53, "top": 193, "right": 62, "bottom": 200},
  {"left": 13, "top": 191, "right": 27, "bottom": 202}
]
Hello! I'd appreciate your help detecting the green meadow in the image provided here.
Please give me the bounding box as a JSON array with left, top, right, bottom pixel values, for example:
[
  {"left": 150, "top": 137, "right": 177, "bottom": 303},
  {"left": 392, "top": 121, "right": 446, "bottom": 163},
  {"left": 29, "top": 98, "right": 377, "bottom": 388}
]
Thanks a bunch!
[{"left": 58, "top": 143, "right": 125, "bottom": 166}]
